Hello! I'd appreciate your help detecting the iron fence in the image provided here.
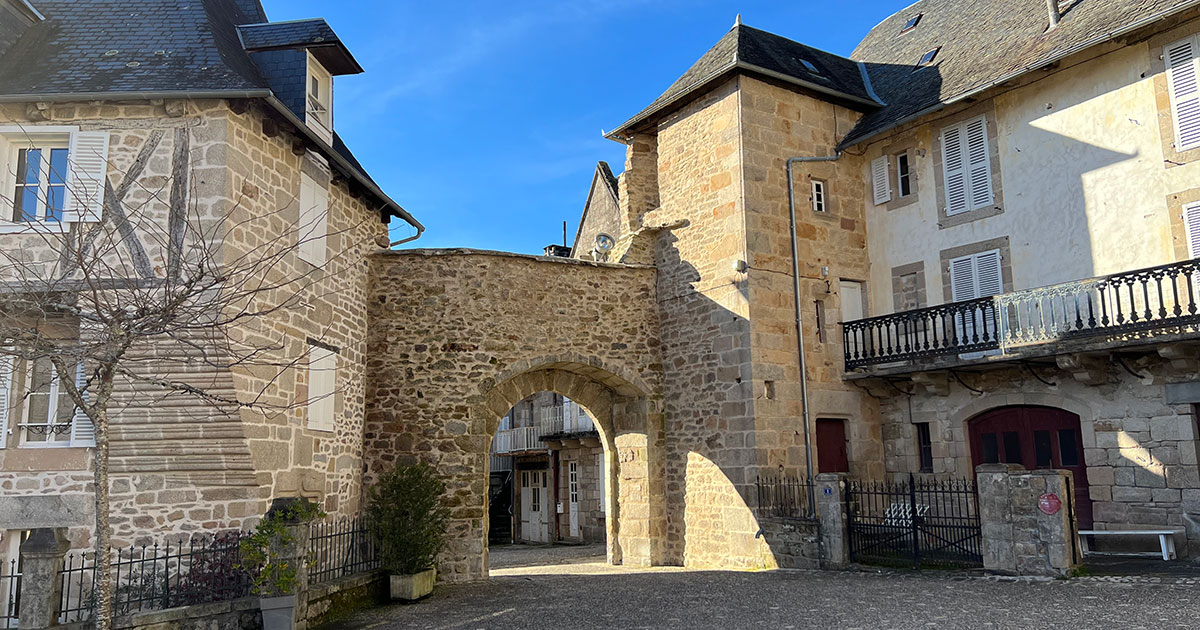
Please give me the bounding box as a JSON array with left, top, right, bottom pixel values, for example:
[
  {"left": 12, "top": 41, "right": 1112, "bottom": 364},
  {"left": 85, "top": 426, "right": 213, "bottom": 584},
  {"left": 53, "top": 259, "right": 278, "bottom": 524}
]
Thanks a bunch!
[
  {"left": 843, "top": 257, "right": 1200, "bottom": 370},
  {"left": 308, "top": 515, "right": 382, "bottom": 585},
  {"left": 756, "top": 475, "right": 816, "bottom": 520},
  {"left": 58, "top": 531, "right": 251, "bottom": 622},
  {"left": 846, "top": 474, "right": 982, "bottom": 570},
  {"left": 1, "top": 558, "right": 18, "bottom": 630}
]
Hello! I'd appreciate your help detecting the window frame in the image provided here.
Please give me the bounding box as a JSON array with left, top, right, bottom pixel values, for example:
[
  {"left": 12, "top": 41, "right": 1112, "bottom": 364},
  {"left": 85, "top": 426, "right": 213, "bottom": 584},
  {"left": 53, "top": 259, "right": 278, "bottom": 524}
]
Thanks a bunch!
[
  {"left": 0, "top": 127, "right": 77, "bottom": 234},
  {"left": 305, "top": 52, "right": 334, "bottom": 144},
  {"left": 940, "top": 115, "right": 994, "bottom": 216},
  {"left": 896, "top": 152, "right": 912, "bottom": 198},
  {"left": 16, "top": 357, "right": 84, "bottom": 449},
  {"left": 811, "top": 178, "right": 827, "bottom": 213},
  {"left": 915, "top": 422, "right": 934, "bottom": 473}
]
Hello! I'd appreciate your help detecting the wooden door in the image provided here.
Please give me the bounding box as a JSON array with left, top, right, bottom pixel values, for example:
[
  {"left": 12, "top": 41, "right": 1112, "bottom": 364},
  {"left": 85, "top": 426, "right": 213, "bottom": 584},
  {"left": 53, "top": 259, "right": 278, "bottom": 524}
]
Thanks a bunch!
[
  {"left": 816, "top": 419, "right": 849, "bottom": 474},
  {"left": 968, "top": 406, "right": 1092, "bottom": 527},
  {"left": 567, "top": 461, "right": 580, "bottom": 538},
  {"left": 519, "top": 471, "right": 532, "bottom": 541}
]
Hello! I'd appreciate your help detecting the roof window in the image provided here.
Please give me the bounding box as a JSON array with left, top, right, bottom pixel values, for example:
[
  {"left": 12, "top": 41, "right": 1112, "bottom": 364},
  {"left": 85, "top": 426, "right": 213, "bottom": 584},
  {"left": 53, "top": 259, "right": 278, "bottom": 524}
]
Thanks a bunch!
[
  {"left": 800, "top": 59, "right": 820, "bottom": 75},
  {"left": 901, "top": 14, "right": 922, "bottom": 34},
  {"left": 915, "top": 47, "right": 940, "bottom": 69}
]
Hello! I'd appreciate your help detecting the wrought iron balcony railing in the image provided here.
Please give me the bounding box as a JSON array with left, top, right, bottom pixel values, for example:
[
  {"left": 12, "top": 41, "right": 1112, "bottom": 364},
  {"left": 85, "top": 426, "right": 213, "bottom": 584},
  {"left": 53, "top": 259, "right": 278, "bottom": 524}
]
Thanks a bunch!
[{"left": 843, "top": 258, "right": 1200, "bottom": 371}]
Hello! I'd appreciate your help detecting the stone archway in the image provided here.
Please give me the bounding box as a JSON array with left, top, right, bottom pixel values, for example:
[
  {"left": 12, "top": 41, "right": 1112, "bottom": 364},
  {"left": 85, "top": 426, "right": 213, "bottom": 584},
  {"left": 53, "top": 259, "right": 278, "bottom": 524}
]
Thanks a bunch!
[
  {"left": 477, "top": 362, "right": 659, "bottom": 574},
  {"left": 363, "top": 249, "right": 666, "bottom": 583}
]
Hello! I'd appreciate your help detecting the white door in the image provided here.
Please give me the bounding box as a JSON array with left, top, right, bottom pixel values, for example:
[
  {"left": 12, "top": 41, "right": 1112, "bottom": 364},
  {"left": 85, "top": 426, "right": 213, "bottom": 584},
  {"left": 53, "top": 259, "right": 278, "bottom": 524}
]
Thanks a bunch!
[
  {"left": 568, "top": 461, "right": 580, "bottom": 538},
  {"left": 535, "top": 471, "right": 550, "bottom": 543},
  {"left": 519, "top": 471, "right": 532, "bottom": 541}
]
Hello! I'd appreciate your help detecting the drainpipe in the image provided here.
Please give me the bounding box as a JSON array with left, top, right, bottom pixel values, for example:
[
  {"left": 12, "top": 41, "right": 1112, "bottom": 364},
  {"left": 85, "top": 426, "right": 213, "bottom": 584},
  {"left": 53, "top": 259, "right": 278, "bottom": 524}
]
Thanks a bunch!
[{"left": 786, "top": 154, "right": 841, "bottom": 517}]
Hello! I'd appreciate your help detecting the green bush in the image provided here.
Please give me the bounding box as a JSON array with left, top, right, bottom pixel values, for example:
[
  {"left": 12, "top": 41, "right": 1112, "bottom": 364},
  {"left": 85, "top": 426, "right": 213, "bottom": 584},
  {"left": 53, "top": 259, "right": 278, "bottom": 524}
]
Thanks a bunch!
[
  {"left": 237, "top": 499, "right": 323, "bottom": 597},
  {"left": 366, "top": 462, "right": 450, "bottom": 575}
]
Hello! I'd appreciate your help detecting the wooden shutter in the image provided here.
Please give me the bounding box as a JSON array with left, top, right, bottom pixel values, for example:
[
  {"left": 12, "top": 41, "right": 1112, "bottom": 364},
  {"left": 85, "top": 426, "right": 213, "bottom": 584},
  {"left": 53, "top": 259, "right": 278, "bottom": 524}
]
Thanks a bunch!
[
  {"left": 0, "top": 354, "right": 12, "bottom": 449},
  {"left": 949, "top": 254, "right": 978, "bottom": 301},
  {"left": 871, "top": 155, "right": 891, "bottom": 205},
  {"left": 974, "top": 250, "right": 1003, "bottom": 297},
  {"left": 942, "top": 124, "right": 968, "bottom": 214},
  {"left": 65, "top": 131, "right": 109, "bottom": 222},
  {"left": 69, "top": 361, "right": 95, "bottom": 447},
  {"left": 1166, "top": 36, "right": 1200, "bottom": 152},
  {"left": 306, "top": 344, "right": 337, "bottom": 432},
  {"left": 298, "top": 173, "right": 329, "bottom": 267},
  {"left": 964, "top": 117, "right": 993, "bottom": 209}
]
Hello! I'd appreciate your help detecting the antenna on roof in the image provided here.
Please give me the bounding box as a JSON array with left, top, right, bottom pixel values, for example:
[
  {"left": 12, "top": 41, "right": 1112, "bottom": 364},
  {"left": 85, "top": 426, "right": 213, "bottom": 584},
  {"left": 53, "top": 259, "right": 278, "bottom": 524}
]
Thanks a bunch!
[{"left": 734, "top": 13, "right": 742, "bottom": 28}]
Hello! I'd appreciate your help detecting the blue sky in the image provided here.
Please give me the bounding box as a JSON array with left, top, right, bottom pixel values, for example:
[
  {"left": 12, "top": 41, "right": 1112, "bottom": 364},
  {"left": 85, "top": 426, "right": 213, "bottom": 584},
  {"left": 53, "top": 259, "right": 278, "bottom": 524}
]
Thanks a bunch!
[{"left": 263, "top": 1, "right": 907, "bottom": 254}]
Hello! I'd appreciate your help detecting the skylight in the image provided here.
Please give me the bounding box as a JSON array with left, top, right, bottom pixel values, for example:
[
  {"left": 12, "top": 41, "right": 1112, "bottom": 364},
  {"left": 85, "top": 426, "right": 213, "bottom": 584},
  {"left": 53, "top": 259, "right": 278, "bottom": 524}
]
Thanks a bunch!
[
  {"left": 800, "top": 59, "right": 820, "bottom": 75},
  {"left": 916, "top": 47, "right": 940, "bottom": 67},
  {"left": 901, "top": 14, "right": 922, "bottom": 33}
]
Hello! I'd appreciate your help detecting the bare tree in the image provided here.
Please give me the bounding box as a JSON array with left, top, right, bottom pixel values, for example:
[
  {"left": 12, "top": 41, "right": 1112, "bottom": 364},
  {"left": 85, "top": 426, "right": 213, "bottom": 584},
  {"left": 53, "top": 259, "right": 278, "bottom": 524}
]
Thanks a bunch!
[{"left": 0, "top": 127, "right": 373, "bottom": 630}]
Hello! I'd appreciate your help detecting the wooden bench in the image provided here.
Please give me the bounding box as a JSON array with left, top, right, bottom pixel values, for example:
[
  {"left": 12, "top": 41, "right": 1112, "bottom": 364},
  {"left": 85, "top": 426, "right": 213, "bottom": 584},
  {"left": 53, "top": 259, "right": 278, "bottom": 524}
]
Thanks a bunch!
[{"left": 1078, "top": 528, "right": 1184, "bottom": 561}]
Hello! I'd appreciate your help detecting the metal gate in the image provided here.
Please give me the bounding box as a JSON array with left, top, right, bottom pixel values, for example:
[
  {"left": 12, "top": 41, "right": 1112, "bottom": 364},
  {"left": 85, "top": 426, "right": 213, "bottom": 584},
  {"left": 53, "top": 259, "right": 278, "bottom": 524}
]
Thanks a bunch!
[{"left": 846, "top": 473, "right": 982, "bottom": 569}]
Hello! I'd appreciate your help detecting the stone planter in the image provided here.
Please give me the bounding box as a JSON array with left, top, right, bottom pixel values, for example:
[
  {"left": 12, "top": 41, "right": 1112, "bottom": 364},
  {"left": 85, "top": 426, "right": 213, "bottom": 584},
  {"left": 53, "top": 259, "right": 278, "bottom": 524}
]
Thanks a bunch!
[
  {"left": 390, "top": 567, "right": 436, "bottom": 601},
  {"left": 259, "top": 594, "right": 296, "bottom": 630}
]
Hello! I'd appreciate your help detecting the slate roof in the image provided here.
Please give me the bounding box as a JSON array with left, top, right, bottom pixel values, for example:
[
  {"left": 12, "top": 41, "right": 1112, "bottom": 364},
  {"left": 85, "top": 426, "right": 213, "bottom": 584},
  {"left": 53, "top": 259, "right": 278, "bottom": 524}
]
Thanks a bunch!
[
  {"left": 238, "top": 18, "right": 362, "bottom": 74},
  {"left": 0, "top": 0, "right": 418, "bottom": 230},
  {"left": 844, "top": 0, "right": 1200, "bottom": 146},
  {"left": 597, "top": 161, "right": 619, "bottom": 200},
  {"left": 608, "top": 24, "right": 880, "bottom": 137}
]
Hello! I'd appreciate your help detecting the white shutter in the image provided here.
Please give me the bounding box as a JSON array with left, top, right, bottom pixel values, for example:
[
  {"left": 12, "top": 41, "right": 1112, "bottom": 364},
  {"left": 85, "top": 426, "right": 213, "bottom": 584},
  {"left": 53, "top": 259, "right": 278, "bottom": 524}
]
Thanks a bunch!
[
  {"left": 942, "top": 124, "right": 968, "bottom": 215},
  {"left": 964, "top": 117, "right": 993, "bottom": 210},
  {"left": 1184, "top": 202, "right": 1200, "bottom": 258},
  {"left": 65, "top": 131, "right": 110, "bottom": 222},
  {"left": 871, "top": 155, "right": 891, "bottom": 205},
  {"left": 297, "top": 174, "right": 328, "bottom": 267},
  {"left": 69, "top": 361, "right": 95, "bottom": 447},
  {"left": 974, "top": 250, "right": 1003, "bottom": 297},
  {"left": 0, "top": 134, "right": 12, "bottom": 210},
  {"left": 0, "top": 354, "right": 12, "bottom": 449},
  {"left": 1166, "top": 36, "right": 1200, "bottom": 152},
  {"left": 949, "top": 255, "right": 978, "bottom": 301},
  {"left": 306, "top": 344, "right": 337, "bottom": 432}
]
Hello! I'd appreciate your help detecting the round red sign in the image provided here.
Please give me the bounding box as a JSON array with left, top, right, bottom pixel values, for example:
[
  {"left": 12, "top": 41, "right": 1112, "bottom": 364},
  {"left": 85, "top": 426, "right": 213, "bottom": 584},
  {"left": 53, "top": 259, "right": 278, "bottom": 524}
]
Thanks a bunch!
[{"left": 1038, "top": 492, "right": 1061, "bottom": 515}]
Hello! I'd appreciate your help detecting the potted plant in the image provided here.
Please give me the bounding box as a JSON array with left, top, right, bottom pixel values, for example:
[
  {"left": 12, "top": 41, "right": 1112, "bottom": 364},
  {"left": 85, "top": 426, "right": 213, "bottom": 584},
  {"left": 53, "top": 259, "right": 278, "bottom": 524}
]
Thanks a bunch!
[
  {"left": 238, "top": 498, "right": 323, "bottom": 630},
  {"left": 367, "top": 462, "right": 450, "bottom": 601}
]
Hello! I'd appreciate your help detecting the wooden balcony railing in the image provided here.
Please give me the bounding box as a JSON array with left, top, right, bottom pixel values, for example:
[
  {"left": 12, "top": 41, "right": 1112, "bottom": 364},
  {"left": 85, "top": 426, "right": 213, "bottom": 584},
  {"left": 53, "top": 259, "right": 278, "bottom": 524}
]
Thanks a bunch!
[{"left": 843, "top": 258, "right": 1200, "bottom": 371}]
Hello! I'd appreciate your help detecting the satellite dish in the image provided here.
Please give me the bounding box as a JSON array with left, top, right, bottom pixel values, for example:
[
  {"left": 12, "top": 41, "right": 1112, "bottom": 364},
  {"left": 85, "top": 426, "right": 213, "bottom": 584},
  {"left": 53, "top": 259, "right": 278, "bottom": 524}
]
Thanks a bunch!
[{"left": 594, "top": 233, "right": 615, "bottom": 253}]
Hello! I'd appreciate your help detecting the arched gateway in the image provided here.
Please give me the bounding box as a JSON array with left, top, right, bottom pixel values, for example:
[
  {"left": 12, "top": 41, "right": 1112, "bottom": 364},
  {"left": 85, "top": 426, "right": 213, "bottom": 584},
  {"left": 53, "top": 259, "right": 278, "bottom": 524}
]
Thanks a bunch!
[{"left": 363, "top": 249, "right": 666, "bottom": 582}]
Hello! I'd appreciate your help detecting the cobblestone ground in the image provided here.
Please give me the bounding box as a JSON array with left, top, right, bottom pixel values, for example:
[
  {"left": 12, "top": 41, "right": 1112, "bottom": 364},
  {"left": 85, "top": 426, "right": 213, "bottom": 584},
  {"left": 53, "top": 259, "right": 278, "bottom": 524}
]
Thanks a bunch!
[{"left": 334, "top": 547, "right": 1200, "bottom": 630}]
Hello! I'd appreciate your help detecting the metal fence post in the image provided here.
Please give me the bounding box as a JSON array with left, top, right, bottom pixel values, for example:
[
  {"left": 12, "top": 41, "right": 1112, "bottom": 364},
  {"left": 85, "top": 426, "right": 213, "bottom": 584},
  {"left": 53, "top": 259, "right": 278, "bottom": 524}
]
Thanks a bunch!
[
  {"left": 17, "top": 528, "right": 70, "bottom": 630},
  {"left": 908, "top": 473, "right": 920, "bottom": 570}
]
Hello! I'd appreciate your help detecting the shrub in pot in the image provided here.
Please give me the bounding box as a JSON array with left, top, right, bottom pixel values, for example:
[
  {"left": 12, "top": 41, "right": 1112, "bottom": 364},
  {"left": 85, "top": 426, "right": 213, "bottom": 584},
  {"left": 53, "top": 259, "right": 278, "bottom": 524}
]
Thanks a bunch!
[
  {"left": 238, "top": 498, "right": 323, "bottom": 630},
  {"left": 367, "top": 462, "right": 450, "bottom": 601}
]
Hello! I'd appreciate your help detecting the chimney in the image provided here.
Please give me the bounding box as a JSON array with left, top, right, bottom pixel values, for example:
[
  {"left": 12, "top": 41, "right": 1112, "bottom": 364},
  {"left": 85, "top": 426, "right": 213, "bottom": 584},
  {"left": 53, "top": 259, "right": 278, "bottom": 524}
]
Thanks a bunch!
[{"left": 1046, "top": 0, "right": 1061, "bottom": 30}]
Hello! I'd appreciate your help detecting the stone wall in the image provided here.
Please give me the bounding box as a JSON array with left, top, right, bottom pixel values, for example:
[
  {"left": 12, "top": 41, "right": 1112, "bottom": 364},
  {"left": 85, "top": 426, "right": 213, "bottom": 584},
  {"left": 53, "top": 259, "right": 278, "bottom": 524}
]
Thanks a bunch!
[
  {"left": 869, "top": 360, "right": 1200, "bottom": 554},
  {"left": 737, "top": 76, "right": 883, "bottom": 481},
  {"left": 363, "top": 249, "right": 664, "bottom": 582}
]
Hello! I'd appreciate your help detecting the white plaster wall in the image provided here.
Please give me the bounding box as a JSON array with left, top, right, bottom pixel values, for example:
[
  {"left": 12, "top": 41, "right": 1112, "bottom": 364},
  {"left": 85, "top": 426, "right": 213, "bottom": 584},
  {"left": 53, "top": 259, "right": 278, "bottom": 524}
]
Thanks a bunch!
[{"left": 862, "top": 41, "right": 1200, "bottom": 315}]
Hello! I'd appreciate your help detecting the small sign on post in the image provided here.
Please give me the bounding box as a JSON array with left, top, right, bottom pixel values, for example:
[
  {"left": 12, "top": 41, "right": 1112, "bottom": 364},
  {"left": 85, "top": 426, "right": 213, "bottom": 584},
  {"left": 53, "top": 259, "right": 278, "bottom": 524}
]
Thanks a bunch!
[{"left": 1038, "top": 492, "right": 1061, "bottom": 515}]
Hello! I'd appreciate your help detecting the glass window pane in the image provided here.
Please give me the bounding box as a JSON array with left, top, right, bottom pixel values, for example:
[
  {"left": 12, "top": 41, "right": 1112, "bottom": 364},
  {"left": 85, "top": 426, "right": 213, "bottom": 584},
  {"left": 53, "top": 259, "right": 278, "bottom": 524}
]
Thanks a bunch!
[
  {"left": 1002, "top": 431, "right": 1023, "bottom": 464},
  {"left": 1058, "top": 429, "right": 1079, "bottom": 467},
  {"left": 981, "top": 433, "right": 999, "bottom": 464},
  {"left": 18, "top": 188, "right": 39, "bottom": 222},
  {"left": 21, "top": 149, "right": 41, "bottom": 185},
  {"left": 46, "top": 186, "right": 64, "bottom": 221},
  {"left": 48, "top": 148, "right": 69, "bottom": 185},
  {"left": 1034, "top": 430, "right": 1052, "bottom": 468}
]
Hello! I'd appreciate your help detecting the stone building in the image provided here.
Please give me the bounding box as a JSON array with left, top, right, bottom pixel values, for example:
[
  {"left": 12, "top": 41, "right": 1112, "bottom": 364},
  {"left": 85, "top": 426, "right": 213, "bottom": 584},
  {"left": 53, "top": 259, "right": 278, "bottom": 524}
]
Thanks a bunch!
[
  {"left": 4, "top": 0, "right": 1200, "bottom": 591},
  {"left": 0, "top": 0, "right": 422, "bottom": 564}
]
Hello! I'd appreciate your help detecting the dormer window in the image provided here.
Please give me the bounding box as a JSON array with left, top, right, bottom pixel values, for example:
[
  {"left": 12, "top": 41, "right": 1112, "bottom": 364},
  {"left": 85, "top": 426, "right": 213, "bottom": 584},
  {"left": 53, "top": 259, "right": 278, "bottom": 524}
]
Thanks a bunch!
[
  {"left": 915, "top": 47, "right": 940, "bottom": 70},
  {"left": 901, "top": 14, "right": 922, "bottom": 34},
  {"left": 306, "top": 52, "right": 333, "bottom": 144}
]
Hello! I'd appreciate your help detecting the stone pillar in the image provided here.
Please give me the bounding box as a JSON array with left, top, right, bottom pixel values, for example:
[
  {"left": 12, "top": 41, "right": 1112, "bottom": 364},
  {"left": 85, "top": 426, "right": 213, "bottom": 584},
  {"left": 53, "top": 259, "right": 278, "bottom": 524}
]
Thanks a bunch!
[
  {"left": 265, "top": 498, "right": 314, "bottom": 630},
  {"left": 815, "top": 473, "right": 849, "bottom": 567},
  {"left": 16, "top": 528, "right": 70, "bottom": 630},
  {"left": 977, "top": 464, "right": 1080, "bottom": 577},
  {"left": 617, "top": 132, "right": 659, "bottom": 237}
]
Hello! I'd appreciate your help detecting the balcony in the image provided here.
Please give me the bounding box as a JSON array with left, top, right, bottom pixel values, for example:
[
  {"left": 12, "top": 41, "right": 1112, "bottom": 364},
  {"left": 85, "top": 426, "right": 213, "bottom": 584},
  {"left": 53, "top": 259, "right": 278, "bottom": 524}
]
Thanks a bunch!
[
  {"left": 842, "top": 258, "right": 1200, "bottom": 376},
  {"left": 491, "top": 426, "right": 548, "bottom": 455}
]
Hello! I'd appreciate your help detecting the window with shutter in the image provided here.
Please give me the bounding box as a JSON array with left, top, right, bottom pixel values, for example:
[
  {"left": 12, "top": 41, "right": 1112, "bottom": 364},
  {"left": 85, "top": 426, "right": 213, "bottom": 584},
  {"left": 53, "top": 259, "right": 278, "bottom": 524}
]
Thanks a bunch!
[
  {"left": 0, "top": 126, "right": 107, "bottom": 230},
  {"left": 307, "top": 344, "right": 337, "bottom": 432},
  {"left": 1184, "top": 202, "right": 1200, "bottom": 292},
  {"left": 298, "top": 172, "right": 329, "bottom": 267},
  {"left": 69, "top": 361, "right": 94, "bottom": 447},
  {"left": 949, "top": 249, "right": 1003, "bottom": 348},
  {"left": 1166, "top": 35, "right": 1200, "bottom": 152},
  {"left": 65, "top": 130, "right": 110, "bottom": 222},
  {"left": 871, "top": 155, "right": 891, "bottom": 205},
  {"left": 941, "top": 116, "right": 993, "bottom": 215},
  {"left": 0, "top": 354, "right": 12, "bottom": 449}
]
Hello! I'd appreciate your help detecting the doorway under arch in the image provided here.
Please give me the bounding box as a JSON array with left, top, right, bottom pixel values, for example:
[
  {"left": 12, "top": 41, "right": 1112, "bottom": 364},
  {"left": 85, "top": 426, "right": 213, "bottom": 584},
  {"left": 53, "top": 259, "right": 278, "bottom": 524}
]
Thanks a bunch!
[{"left": 967, "top": 405, "right": 1093, "bottom": 527}]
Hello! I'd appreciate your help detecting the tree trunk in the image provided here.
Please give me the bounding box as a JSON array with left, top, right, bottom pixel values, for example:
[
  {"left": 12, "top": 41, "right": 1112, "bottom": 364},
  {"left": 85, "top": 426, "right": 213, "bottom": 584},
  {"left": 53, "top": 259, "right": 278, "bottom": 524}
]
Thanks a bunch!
[{"left": 92, "top": 391, "right": 113, "bottom": 630}]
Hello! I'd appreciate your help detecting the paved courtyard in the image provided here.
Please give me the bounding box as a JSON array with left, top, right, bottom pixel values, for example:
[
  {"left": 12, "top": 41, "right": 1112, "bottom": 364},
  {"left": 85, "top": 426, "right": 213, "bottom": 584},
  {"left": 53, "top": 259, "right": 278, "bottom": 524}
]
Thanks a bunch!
[{"left": 333, "top": 546, "right": 1200, "bottom": 630}]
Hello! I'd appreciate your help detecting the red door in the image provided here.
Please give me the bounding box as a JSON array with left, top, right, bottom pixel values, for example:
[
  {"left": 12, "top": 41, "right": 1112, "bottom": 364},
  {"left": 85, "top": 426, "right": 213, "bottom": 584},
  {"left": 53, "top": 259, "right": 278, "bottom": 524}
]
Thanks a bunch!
[
  {"left": 968, "top": 406, "right": 1092, "bottom": 528},
  {"left": 816, "top": 419, "right": 849, "bottom": 474}
]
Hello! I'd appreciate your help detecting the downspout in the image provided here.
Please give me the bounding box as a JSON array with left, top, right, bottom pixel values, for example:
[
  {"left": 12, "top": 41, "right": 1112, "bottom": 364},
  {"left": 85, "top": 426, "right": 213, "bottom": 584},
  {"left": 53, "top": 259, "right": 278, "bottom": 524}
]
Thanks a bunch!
[
  {"left": 388, "top": 221, "right": 424, "bottom": 247},
  {"left": 786, "top": 153, "right": 841, "bottom": 518}
]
